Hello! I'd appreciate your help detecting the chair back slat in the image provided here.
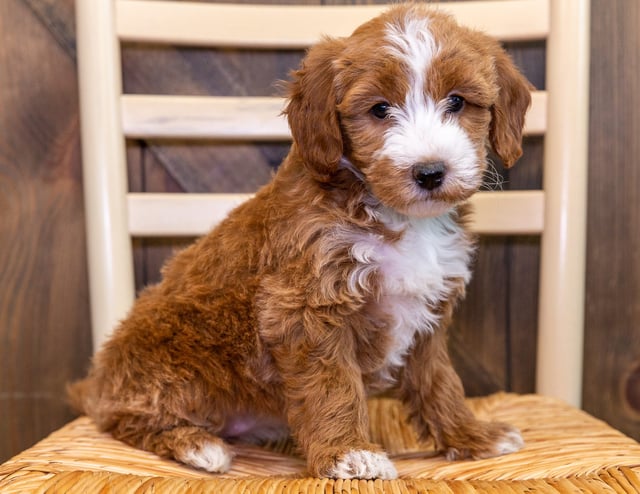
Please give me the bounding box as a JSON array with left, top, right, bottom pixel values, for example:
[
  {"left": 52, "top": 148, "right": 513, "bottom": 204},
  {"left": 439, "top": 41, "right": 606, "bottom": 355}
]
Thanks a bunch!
[
  {"left": 128, "top": 191, "right": 545, "bottom": 238},
  {"left": 121, "top": 91, "right": 547, "bottom": 140},
  {"left": 116, "top": 0, "right": 549, "bottom": 48}
]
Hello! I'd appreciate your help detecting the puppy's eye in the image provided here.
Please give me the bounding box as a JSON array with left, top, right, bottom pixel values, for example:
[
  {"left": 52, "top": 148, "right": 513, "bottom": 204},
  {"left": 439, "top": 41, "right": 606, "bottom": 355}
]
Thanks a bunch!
[
  {"left": 370, "top": 102, "right": 391, "bottom": 119},
  {"left": 446, "top": 95, "right": 465, "bottom": 113}
]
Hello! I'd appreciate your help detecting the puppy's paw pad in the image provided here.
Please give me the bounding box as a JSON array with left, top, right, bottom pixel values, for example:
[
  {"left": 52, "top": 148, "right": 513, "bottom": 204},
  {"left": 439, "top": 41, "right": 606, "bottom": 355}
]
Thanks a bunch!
[
  {"left": 328, "top": 450, "right": 397, "bottom": 479},
  {"left": 178, "top": 441, "right": 233, "bottom": 473}
]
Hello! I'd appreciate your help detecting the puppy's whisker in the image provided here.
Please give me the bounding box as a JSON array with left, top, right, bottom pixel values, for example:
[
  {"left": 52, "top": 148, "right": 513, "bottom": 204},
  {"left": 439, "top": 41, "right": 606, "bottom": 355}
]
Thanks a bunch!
[
  {"left": 481, "top": 161, "right": 506, "bottom": 191},
  {"left": 339, "top": 157, "right": 367, "bottom": 183}
]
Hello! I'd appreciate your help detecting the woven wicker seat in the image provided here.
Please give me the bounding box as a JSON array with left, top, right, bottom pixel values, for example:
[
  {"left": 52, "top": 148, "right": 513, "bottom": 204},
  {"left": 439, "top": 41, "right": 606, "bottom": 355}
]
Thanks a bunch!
[
  {"left": 3, "top": 1, "right": 636, "bottom": 492},
  {"left": 2, "top": 394, "right": 639, "bottom": 492}
]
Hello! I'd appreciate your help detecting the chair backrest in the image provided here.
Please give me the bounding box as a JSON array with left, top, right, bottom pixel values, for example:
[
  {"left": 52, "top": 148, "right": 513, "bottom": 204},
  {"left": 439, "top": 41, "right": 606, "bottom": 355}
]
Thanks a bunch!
[{"left": 75, "top": 0, "right": 590, "bottom": 407}]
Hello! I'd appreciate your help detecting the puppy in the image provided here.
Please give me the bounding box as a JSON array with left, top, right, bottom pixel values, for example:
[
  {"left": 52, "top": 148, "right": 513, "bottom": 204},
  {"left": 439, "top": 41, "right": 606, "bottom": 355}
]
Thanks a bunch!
[{"left": 69, "top": 4, "right": 532, "bottom": 480}]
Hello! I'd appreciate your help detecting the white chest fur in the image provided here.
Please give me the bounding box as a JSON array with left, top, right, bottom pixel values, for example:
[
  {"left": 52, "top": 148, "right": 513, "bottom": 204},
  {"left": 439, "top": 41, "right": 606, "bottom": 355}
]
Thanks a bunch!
[{"left": 350, "top": 210, "right": 473, "bottom": 368}]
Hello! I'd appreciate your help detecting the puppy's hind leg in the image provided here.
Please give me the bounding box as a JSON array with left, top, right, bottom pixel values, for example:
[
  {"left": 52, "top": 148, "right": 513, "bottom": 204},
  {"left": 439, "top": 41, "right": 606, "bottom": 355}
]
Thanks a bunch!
[
  {"left": 167, "top": 428, "right": 233, "bottom": 473},
  {"left": 110, "top": 415, "right": 234, "bottom": 473}
]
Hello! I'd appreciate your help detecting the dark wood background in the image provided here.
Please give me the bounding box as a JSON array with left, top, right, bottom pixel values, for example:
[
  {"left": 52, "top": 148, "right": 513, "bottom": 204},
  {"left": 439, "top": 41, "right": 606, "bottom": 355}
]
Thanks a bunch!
[{"left": 1, "top": 0, "right": 638, "bottom": 462}]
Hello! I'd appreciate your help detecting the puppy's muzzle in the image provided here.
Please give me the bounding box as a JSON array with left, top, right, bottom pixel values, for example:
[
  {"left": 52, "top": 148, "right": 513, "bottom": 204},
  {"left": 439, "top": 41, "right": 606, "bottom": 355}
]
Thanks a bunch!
[{"left": 412, "top": 161, "right": 446, "bottom": 191}]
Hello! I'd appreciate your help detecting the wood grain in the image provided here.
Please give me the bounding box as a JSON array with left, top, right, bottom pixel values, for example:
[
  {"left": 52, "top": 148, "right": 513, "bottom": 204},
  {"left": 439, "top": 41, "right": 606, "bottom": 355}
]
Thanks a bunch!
[
  {"left": 0, "top": 0, "right": 91, "bottom": 462},
  {"left": 583, "top": 0, "right": 640, "bottom": 439}
]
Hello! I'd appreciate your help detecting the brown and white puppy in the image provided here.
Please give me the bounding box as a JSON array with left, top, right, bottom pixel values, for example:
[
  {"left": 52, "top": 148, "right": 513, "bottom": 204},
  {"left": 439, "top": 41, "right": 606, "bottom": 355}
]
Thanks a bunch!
[{"left": 70, "top": 4, "right": 532, "bottom": 480}]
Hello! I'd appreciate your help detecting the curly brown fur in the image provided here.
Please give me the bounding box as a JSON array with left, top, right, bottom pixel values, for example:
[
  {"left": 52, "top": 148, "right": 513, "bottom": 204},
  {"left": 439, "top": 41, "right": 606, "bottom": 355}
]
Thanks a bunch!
[{"left": 69, "top": 4, "right": 531, "bottom": 479}]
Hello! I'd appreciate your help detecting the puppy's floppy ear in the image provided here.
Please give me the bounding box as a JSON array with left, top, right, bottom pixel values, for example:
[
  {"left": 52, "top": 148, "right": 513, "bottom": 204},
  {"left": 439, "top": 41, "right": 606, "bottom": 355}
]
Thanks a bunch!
[
  {"left": 284, "top": 37, "right": 345, "bottom": 182},
  {"left": 489, "top": 49, "right": 534, "bottom": 168}
]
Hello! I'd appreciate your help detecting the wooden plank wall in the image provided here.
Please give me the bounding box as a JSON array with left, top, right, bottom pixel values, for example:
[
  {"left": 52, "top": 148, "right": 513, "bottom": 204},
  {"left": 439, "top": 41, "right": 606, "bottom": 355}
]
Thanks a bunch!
[
  {"left": 0, "top": 0, "right": 638, "bottom": 463},
  {"left": 584, "top": 1, "right": 640, "bottom": 439},
  {"left": 0, "top": 0, "right": 93, "bottom": 462}
]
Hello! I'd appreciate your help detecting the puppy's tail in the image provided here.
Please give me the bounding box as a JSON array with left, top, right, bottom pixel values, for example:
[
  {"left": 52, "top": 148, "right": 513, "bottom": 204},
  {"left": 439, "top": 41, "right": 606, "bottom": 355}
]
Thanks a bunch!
[{"left": 66, "top": 378, "right": 90, "bottom": 415}]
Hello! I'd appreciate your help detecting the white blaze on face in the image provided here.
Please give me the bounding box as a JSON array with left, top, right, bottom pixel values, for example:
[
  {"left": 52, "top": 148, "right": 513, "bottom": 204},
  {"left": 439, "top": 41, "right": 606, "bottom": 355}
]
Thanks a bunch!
[
  {"left": 384, "top": 15, "right": 437, "bottom": 105},
  {"left": 379, "top": 15, "right": 480, "bottom": 195}
]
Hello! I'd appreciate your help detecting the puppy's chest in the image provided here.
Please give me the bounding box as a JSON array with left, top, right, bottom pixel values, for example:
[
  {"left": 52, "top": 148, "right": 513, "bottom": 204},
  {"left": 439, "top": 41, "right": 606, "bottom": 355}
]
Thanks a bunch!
[{"left": 351, "top": 214, "right": 473, "bottom": 367}]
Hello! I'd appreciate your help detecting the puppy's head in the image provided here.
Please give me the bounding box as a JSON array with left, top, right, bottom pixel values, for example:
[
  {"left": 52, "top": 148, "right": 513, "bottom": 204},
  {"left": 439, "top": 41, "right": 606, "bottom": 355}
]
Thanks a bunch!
[{"left": 285, "top": 4, "right": 532, "bottom": 217}]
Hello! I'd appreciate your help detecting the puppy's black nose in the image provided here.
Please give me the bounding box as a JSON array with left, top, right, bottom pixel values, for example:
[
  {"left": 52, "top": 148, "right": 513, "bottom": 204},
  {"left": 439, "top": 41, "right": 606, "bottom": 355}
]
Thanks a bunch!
[{"left": 412, "top": 161, "right": 446, "bottom": 191}]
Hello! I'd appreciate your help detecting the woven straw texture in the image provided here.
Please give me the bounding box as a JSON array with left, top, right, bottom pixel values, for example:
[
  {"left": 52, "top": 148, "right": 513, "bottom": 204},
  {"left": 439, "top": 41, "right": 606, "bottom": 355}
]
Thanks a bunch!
[{"left": 1, "top": 393, "right": 639, "bottom": 493}]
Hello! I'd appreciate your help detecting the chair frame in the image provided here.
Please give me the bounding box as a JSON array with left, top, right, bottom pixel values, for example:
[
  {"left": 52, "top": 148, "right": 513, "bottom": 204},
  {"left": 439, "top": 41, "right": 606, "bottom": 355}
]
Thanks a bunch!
[{"left": 75, "top": 0, "right": 590, "bottom": 407}]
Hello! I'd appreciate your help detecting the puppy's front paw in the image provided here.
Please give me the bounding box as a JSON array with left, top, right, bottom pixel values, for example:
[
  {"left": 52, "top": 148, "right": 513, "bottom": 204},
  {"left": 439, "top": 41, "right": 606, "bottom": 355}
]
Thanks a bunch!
[
  {"left": 444, "top": 421, "right": 524, "bottom": 461},
  {"left": 176, "top": 440, "right": 233, "bottom": 473},
  {"left": 326, "top": 450, "right": 398, "bottom": 479}
]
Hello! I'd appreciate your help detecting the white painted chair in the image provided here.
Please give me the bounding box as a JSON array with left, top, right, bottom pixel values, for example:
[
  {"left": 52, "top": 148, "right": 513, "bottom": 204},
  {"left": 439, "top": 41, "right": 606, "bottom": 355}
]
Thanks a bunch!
[
  {"left": 5, "top": 2, "right": 638, "bottom": 493},
  {"left": 78, "top": 0, "right": 587, "bottom": 408}
]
